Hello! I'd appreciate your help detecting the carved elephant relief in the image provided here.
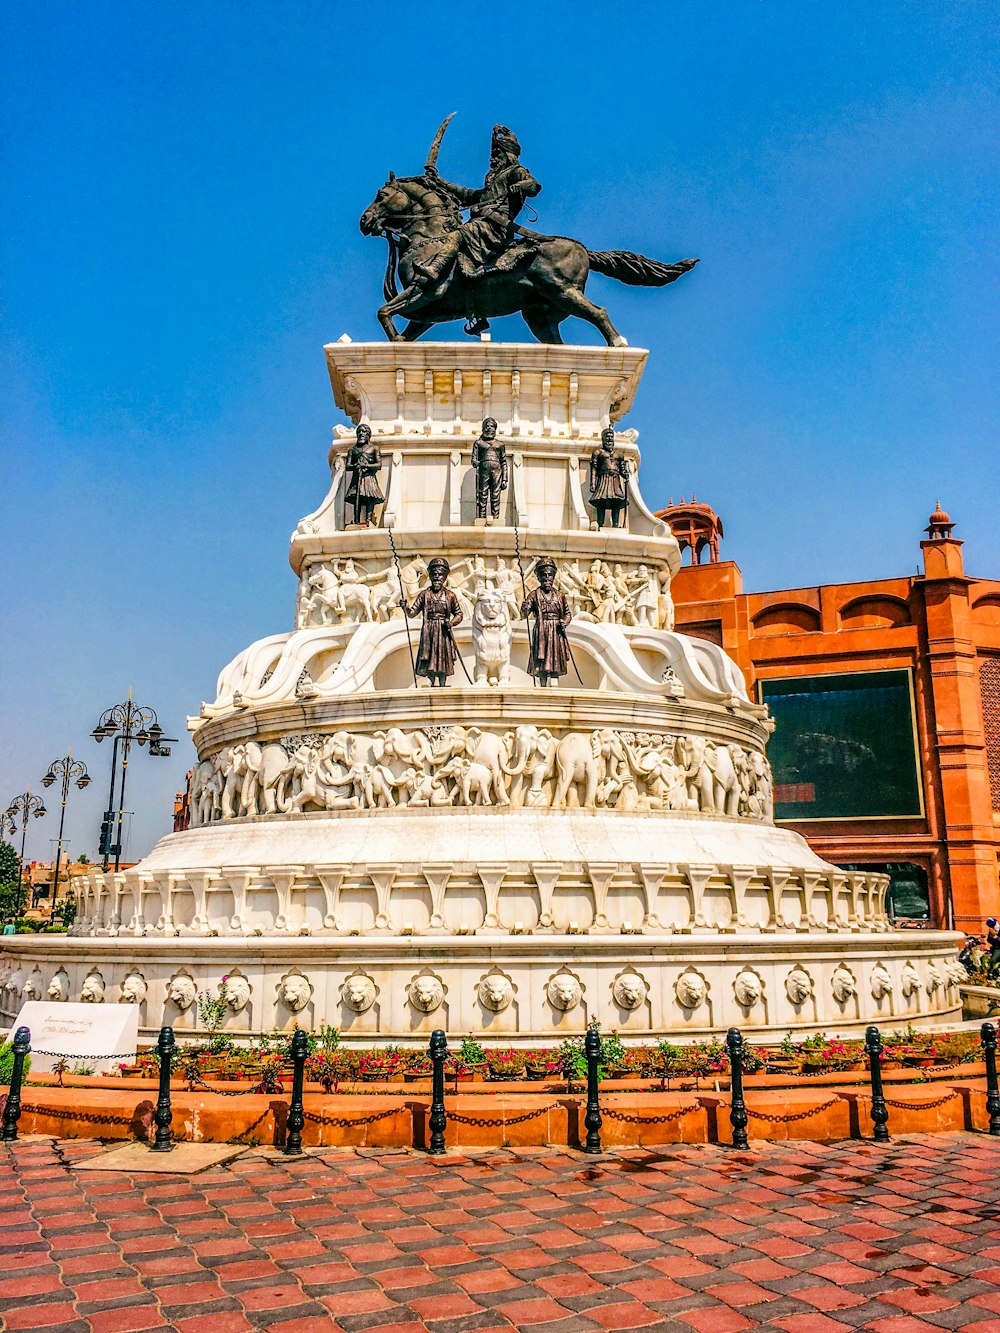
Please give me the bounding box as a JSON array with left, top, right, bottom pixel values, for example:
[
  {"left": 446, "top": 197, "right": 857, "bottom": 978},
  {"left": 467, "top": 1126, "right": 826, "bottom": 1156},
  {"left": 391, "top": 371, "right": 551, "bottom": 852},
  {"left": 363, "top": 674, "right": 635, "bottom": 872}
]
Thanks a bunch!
[
  {"left": 240, "top": 741, "right": 296, "bottom": 816},
  {"left": 550, "top": 732, "right": 600, "bottom": 809},
  {"left": 676, "top": 736, "right": 740, "bottom": 816}
]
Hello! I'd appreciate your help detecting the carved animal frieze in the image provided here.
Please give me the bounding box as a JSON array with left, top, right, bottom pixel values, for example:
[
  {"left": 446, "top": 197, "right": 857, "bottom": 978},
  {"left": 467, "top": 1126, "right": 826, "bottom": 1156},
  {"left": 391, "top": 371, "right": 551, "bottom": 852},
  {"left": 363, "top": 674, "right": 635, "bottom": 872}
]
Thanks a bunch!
[
  {"left": 194, "top": 723, "right": 774, "bottom": 823},
  {"left": 295, "top": 553, "right": 676, "bottom": 632},
  {"left": 901, "top": 962, "right": 921, "bottom": 999},
  {"left": 870, "top": 964, "right": 893, "bottom": 1001}
]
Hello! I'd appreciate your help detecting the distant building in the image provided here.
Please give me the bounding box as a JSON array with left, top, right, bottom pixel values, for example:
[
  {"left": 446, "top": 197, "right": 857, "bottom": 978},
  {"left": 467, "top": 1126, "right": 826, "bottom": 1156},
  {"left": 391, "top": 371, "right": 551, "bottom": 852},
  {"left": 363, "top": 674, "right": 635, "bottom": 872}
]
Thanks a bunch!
[
  {"left": 658, "top": 500, "right": 1000, "bottom": 932},
  {"left": 174, "top": 781, "right": 190, "bottom": 833},
  {"left": 20, "top": 859, "right": 114, "bottom": 912}
]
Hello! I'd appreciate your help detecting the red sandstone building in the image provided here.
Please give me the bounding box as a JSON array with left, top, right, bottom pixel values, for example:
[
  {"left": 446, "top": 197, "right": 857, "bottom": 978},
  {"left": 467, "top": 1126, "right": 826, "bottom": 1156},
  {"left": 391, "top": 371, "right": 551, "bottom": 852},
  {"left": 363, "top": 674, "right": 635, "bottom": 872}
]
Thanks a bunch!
[{"left": 660, "top": 499, "right": 1000, "bottom": 933}]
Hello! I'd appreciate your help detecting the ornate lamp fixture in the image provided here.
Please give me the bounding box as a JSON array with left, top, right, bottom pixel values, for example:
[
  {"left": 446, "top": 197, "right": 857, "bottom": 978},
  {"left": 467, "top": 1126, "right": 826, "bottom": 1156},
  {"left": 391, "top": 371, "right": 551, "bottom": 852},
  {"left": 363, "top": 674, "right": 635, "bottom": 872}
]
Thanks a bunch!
[
  {"left": 40, "top": 751, "right": 91, "bottom": 923},
  {"left": 3, "top": 790, "right": 47, "bottom": 918},
  {"left": 91, "top": 693, "right": 175, "bottom": 872}
]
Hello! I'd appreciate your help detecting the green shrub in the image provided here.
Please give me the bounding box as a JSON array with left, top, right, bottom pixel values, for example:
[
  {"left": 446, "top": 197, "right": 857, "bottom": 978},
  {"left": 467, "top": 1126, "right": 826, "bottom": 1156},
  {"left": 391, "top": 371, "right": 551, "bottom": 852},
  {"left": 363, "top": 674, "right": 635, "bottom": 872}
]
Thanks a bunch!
[
  {"left": 459, "top": 1034, "right": 485, "bottom": 1066},
  {"left": 0, "top": 1042, "right": 30, "bottom": 1086}
]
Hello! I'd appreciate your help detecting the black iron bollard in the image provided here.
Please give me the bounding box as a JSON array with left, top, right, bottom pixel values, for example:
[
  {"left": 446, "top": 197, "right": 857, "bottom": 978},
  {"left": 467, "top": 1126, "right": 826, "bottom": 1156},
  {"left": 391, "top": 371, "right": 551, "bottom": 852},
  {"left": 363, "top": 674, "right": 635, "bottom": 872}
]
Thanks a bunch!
[
  {"left": 284, "top": 1028, "right": 309, "bottom": 1155},
  {"left": 428, "top": 1030, "right": 448, "bottom": 1155},
  {"left": 583, "top": 1024, "right": 603, "bottom": 1154},
  {"left": 726, "top": 1027, "right": 750, "bottom": 1150},
  {"left": 1, "top": 1026, "right": 31, "bottom": 1144},
  {"left": 982, "top": 1021, "right": 1000, "bottom": 1136},
  {"left": 865, "top": 1024, "right": 889, "bottom": 1143},
  {"left": 151, "top": 1026, "right": 176, "bottom": 1152}
]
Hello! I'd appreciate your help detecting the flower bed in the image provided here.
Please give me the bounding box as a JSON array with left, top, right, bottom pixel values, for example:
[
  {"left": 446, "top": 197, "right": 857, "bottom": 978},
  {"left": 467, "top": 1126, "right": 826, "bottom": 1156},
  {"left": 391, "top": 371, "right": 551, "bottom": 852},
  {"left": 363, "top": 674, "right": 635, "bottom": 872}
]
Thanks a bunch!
[{"left": 96, "top": 1023, "right": 987, "bottom": 1096}]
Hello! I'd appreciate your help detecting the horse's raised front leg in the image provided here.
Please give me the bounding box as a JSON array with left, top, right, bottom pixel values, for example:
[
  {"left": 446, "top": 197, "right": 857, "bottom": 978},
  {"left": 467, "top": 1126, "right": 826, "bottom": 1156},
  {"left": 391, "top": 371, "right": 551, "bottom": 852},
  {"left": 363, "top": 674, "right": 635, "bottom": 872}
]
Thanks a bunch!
[{"left": 377, "top": 283, "right": 425, "bottom": 341}]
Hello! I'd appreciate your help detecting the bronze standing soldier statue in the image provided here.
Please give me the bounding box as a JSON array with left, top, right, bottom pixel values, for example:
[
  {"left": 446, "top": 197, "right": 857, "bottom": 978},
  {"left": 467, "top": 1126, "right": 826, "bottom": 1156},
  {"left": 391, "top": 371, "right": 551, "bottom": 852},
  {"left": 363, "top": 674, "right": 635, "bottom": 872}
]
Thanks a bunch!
[
  {"left": 345, "top": 424, "right": 384, "bottom": 526},
  {"left": 589, "top": 426, "right": 630, "bottom": 529},
  {"left": 521, "top": 558, "right": 573, "bottom": 688},
  {"left": 403, "top": 557, "right": 463, "bottom": 687},
  {"left": 471, "top": 418, "right": 508, "bottom": 524}
]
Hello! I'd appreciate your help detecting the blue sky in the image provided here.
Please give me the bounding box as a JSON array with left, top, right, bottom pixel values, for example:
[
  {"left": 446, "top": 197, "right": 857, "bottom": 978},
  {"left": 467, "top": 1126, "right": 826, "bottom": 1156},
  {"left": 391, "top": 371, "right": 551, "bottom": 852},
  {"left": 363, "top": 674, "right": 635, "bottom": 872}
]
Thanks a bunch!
[{"left": 2, "top": 1, "right": 996, "bottom": 860}]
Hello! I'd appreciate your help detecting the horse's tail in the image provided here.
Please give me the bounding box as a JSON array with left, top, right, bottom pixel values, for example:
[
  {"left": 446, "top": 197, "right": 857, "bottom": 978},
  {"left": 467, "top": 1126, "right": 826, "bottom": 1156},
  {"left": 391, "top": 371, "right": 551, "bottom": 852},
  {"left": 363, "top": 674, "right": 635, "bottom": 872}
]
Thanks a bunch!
[
  {"left": 586, "top": 251, "right": 699, "bottom": 287},
  {"left": 383, "top": 233, "right": 400, "bottom": 301}
]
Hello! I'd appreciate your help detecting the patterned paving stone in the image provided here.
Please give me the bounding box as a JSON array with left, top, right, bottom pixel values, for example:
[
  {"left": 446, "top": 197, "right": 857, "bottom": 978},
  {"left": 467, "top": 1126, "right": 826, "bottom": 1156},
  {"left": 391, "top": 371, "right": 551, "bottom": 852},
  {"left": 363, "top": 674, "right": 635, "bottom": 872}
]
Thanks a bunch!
[{"left": 1, "top": 1134, "right": 998, "bottom": 1331}]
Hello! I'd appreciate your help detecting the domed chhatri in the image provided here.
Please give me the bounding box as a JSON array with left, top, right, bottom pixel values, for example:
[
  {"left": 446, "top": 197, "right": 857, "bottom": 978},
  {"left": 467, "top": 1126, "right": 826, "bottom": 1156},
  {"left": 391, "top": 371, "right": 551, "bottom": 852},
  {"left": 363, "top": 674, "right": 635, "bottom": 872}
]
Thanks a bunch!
[
  {"left": 0, "top": 337, "right": 962, "bottom": 1043},
  {"left": 926, "top": 500, "right": 955, "bottom": 540}
]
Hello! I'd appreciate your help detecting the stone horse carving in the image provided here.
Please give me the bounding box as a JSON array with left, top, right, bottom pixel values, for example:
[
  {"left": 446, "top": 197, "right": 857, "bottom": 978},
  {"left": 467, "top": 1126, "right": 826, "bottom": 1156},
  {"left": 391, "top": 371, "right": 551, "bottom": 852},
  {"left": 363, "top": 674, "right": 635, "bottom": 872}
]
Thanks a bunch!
[{"left": 359, "top": 117, "right": 698, "bottom": 345}]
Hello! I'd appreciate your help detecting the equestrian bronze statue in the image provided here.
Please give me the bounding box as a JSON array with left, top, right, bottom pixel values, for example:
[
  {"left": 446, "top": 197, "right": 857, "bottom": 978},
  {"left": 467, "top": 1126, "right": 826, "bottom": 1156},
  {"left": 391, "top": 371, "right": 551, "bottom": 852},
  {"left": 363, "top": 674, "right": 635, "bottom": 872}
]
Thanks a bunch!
[{"left": 359, "top": 116, "right": 698, "bottom": 346}]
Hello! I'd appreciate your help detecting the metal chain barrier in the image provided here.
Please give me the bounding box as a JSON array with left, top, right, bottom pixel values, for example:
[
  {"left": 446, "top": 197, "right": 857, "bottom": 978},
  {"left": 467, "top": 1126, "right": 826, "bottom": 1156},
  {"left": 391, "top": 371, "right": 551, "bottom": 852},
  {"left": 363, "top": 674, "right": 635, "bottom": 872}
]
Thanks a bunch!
[
  {"left": 856, "top": 1090, "right": 961, "bottom": 1113},
  {"left": 302, "top": 1105, "right": 402, "bottom": 1127},
  {"left": 745, "top": 1098, "right": 842, "bottom": 1124},
  {"left": 602, "top": 1104, "right": 702, "bottom": 1125},
  {"left": 17, "top": 1102, "right": 135, "bottom": 1128},
  {"left": 448, "top": 1106, "right": 549, "bottom": 1128},
  {"left": 29, "top": 1047, "right": 147, "bottom": 1061},
  {"left": 186, "top": 1071, "right": 283, "bottom": 1097}
]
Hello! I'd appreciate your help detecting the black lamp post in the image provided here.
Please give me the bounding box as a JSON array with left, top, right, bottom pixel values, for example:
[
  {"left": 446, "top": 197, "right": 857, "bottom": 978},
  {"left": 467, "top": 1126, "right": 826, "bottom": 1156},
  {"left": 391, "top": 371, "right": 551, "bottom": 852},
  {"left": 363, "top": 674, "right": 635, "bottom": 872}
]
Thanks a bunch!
[
  {"left": 91, "top": 694, "right": 175, "bottom": 872},
  {"left": 4, "top": 791, "right": 47, "bottom": 916},
  {"left": 41, "top": 751, "right": 91, "bottom": 923}
]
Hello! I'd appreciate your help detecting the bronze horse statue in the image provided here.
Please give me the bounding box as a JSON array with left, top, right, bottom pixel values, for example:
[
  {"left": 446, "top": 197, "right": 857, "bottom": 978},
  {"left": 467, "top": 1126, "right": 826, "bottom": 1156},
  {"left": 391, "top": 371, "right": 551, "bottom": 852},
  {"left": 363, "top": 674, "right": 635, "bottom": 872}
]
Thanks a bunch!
[{"left": 359, "top": 119, "right": 698, "bottom": 345}]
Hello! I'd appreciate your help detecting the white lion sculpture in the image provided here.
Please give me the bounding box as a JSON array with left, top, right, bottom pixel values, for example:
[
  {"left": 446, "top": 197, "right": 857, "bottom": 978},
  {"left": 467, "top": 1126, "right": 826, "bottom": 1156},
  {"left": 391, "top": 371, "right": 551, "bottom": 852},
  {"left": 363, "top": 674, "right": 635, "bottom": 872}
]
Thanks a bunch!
[
  {"left": 478, "top": 973, "right": 514, "bottom": 1013},
  {"left": 675, "top": 971, "right": 707, "bottom": 1011},
  {"left": 167, "top": 974, "right": 197, "bottom": 1011},
  {"left": 47, "top": 972, "right": 70, "bottom": 1003},
  {"left": 342, "top": 973, "right": 377, "bottom": 1013},
  {"left": 120, "top": 972, "right": 148, "bottom": 1005},
  {"left": 546, "top": 973, "right": 582, "bottom": 1012},
  {"left": 280, "top": 974, "right": 312, "bottom": 1012},
  {"left": 81, "top": 971, "right": 106, "bottom": 1003},
  {"left": 472, "top": 588, "right": 512, "bottom": 686},
  {"left": 409, "top": 975, "right": 445, "bottom": 1014},
  {"left": 612, "top": 973, "right": 647, "bottom": 1011},
  {"left": 225, "top": 976, "right": 252, "bottom": 1013}
]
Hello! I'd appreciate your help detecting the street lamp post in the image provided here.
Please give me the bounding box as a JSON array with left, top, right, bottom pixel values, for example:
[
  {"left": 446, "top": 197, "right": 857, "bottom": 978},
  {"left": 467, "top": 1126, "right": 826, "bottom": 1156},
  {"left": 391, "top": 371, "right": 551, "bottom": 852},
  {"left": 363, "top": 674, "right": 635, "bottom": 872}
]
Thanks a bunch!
[
  {"left": 4, "top": 791, "right": 47, "bottom": 918},
  {"left": 91, "top": 693, "right": 175, "bottom": 872},
  {"left": 41, "top": 751, "right": 91, "bottom": 923}
]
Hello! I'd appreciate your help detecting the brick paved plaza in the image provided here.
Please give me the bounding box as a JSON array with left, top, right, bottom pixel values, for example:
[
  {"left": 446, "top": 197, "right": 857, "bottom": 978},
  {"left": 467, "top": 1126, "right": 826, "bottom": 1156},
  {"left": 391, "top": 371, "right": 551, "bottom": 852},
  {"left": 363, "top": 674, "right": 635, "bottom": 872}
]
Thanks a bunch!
[{"left": 2, "top": 1134, "right": 999, "bottom": 1332}]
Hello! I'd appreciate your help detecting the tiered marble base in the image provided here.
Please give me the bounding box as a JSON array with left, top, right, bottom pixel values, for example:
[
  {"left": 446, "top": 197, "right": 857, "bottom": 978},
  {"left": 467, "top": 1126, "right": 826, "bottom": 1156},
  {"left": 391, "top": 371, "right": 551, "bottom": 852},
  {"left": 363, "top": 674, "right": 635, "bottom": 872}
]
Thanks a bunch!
[
  {"left": 1, "top": 804, "right": 963, "bottom": 1040},
  {"left": 1, "top": 341, "right": 964, "bottom": 1043}
]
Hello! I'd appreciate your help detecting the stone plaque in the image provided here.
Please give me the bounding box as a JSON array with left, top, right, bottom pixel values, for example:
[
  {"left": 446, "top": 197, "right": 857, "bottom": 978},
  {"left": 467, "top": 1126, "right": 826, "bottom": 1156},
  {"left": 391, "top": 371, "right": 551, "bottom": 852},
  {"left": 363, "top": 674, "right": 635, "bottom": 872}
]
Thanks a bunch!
[{"left": 8, "top": 1001, "right": 139, "bottom": 1074}]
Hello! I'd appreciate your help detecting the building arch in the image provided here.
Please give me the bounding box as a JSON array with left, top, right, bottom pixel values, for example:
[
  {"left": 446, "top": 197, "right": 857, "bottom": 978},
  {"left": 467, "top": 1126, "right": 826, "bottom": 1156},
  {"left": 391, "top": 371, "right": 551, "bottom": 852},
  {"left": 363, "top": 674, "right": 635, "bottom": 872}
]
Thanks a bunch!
[
  {"left": 751, "top": 603, "right": 821, "bottom": 637},
  {"left": 838, "top": 595, "right": 911, "bottom": 630}
]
